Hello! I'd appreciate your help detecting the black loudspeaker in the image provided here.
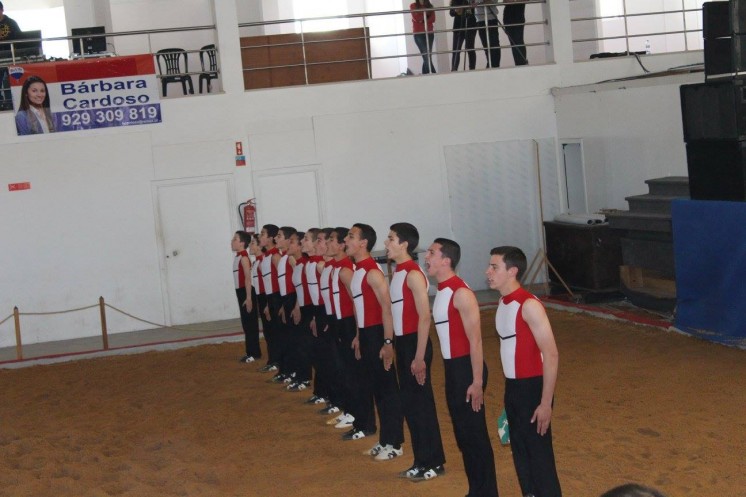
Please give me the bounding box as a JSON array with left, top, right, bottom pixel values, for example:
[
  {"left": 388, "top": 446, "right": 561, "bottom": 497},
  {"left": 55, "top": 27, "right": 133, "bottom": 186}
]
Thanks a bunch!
[
  {"left": 703, "top": 1, "right": 746, "bottom": 38},
  {"left": 681, "top": 79, "right": 746, "bottom": 141},
  {"left": 705, "top": 34, "right": 746, "bottom": 76},
  {"left": 686, "top": 140, "right": 746, "bottom": 200},
  {"left": 704, "top": 1, "right": 730, "bottom": 39}
]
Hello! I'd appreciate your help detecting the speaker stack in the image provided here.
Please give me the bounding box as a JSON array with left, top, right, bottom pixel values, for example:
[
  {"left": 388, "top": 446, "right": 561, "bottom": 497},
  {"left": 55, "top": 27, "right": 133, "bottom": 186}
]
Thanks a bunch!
[{"left": 680, "top": 0, "right": 746, "bottom": 200}]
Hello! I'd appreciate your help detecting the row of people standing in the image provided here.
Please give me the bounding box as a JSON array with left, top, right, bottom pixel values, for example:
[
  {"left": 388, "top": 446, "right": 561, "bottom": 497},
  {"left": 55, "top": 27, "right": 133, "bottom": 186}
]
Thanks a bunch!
[
  {"left": 231, "top": 222, "right": 563, "bottom": 497},
  {"left": 410, "top": 0, "right": 528, "bottom": 75}
]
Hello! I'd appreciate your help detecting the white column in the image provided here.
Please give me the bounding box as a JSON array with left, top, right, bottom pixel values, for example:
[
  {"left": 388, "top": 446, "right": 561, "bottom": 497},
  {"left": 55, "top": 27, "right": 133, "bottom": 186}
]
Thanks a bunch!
[{"left": 211, "top": 0, "right": 244, "bottom": 94}]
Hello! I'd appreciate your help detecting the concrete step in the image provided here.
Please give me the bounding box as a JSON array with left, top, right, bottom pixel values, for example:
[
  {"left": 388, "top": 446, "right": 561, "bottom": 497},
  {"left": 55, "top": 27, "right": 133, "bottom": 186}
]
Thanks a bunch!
[
  {"left": 625, "top": 193, "right": 688, "bottom": 215},
  {"left": 644, "top": 176, "right": 690, "bottom": 197},
  {"left": 606, "top": 211, "right": 673, "bottom": 233}
]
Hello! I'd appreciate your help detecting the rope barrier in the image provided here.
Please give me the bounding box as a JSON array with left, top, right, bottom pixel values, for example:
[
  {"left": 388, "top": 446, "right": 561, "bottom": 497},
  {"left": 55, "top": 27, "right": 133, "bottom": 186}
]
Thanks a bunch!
[
  {"left": 104, "top": 303, "right": 239, "bottom": 333},
  {"left": 18, "top": 304, "right": 99, "bottom": 316},
  {"left": 3, "top": 299, "right": 240, "bottom": 362}
]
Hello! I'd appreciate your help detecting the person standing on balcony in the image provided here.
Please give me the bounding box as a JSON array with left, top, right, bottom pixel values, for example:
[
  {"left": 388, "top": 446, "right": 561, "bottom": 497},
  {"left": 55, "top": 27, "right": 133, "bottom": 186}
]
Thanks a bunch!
[
  {"left": 474, "top": 0, "right": 500, "bottom": 68},
  {"left": 503, "top": 0, "right": 528, "bottom": 66},
  {"left": 450, "top": 0, "right": 477, "bottom": 71},
  {"left": 0, "top": 2, "right": 21, "bottom": 44},
  {"left": 410, "top": 0, "right": 437, "bottom": 74}
]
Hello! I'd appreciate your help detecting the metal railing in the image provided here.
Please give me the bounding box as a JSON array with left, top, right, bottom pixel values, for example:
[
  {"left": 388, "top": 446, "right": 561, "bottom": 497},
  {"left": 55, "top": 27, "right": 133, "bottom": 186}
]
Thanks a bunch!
[
  {"left": 238, "top": 1, "right": 548, "bottom": 89},
  {"left": 570, "top": 0, "right": 707, "bottom": 60}
]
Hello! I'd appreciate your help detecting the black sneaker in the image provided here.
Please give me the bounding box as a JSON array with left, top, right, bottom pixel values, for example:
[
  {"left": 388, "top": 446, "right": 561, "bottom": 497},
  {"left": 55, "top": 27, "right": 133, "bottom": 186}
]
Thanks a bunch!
[
  {"left": 305, "top": 395, "right": 322, "bottom": 404},
  {"left": 398, "top": 465, "right": 420, "bottom": 478},
  {"left": 239, "top": 355, "right": 257, "bottom": 363},
  {"left": 317, "top": 404, "right": 340, "bottom": 415},
  {"left": 341, "top": 428, "right": 375, "bottom": 441},
  {"left": 287, "top": 381, "right": 310, "bottom": 392},
  {"left": 410, "top": 465, "right": 445, "bottom": 482},
  {"left": 267, "top": 373, "right": 286, "bottom": 384},
  {"left": 257, "top": 363, "right": 276, "bottom": 373}
]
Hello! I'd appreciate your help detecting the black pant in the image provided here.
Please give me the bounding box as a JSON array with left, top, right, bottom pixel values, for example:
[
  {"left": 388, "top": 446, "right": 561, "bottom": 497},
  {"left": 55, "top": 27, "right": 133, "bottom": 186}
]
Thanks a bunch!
[
  {"left": 264, "top": 292, "right": 282, "bottom": 366},
  {"left": 396, "top": 333, "right": 445, "bottom": 468},
  {"left": 336, "top": 316, "right": 366, "bottom": 423},
  {"left": 236, "top": 287, "right": 261, "bottom": 358},
  {"left": 476, "top": 19, "right": 500, "bottom": 68},
  {"left": 311, "top": 305, "right": 331, "bottom": 398},
  {"left": 291, "top": 305, "right": 314, "bottom": 382},
  {"left": 444, "top": 356, "right": 498, "bottom": 497},
  {"left": 505, "top": 377, "right": 561, "bottom": 497},
  {"left": 278, "top": 292, "right": 297, "bottom": 374},
  {"left": 503, "top": 4, "right": 527, "bottom": 65},
  {"left": 452, "top": 14, "right": 477, "bottom": 71},
  {"left": 356, "top": 325, "right": 404, "bottom": 445},
  {"left": 316, "top": 313, "right": 346, "bottom": 408}
]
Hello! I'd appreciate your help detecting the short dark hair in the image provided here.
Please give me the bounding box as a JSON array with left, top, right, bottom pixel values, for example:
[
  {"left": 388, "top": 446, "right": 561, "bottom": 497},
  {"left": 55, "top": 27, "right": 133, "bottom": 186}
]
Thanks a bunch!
[
  {"left": 319, "top": 227, "right": 333, "bottom": 239},
  {"left": 434, "top": 237, "right": 460, "bottom": 269},
  {"left": 599, "top": 484, "right": 667, "bottom": 497},
  {"left": 305, "top": 228, "right": 320, "bottom": 241},
  {"left": 235, "top": 230, "right": 251, "bottom": 248},
  {"left": 352, "top": 223, "right": 376, "bottom": 252},
  {"left": 390, "top": 222, "right": 419, "bottom": 259},
  {"left": 0, "top": 2, "right": 5, "bottom": 10},
  {"left": 332, "top": 227, "right": 349, "bottom": 245},
  {"left": 489, "top": 246, "right": 527, "bottom": 279},
  {"left": 262, "top": 224, "right": 279, "bottom": 238},
  {"left": 279, "top": 226, "right": 297, "bottom": 239}
]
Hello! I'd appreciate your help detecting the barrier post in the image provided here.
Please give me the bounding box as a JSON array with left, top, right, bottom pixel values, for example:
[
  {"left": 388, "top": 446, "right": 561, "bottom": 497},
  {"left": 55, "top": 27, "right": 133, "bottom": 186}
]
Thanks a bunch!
[
  {"left": 99, "top": 296, "right": 109, "bottom": 350},
  {"left": 13, "top": 306, "right": 22, "bottom": 360}
]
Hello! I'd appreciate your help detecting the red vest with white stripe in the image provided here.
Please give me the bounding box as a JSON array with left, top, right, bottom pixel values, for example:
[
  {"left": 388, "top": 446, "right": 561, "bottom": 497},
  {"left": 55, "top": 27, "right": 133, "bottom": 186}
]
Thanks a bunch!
[
  {"left": 260, "top": 247, "right": 280, "bottom": 294},
  {"left": 432, "top": 275, "right": 471, "bottom": 359},
  {"left": 351, "top": 256, "right": 384, "bottom": 329},
  {"left": 277, "top": 252, "right": 296, "bottom": 297},
  {"left": 233, "top": 250, "right": 249, "bottom": 289},
  {"left": 390, "top": 259, "right": 428, "bottom": 336},
  {"left": 496, "top": 287, "right": 544, "bottom": 379},
  {"left": 332, "top": 257, "right": 355, "bottom": 319},
  {"left": 320, "top": 261, "right": 335, "bottom": 316}
]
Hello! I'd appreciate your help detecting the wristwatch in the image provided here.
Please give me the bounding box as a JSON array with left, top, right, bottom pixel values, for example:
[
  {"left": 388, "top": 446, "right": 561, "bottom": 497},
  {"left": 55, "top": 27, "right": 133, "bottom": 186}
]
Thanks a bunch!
[{"left": 383, "top": 338, "right": 393, "bottom": 345}]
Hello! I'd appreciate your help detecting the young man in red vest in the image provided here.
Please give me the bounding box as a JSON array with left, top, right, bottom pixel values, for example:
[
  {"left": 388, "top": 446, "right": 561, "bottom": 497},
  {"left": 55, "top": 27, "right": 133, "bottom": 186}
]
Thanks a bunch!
[
  {"left": 487, "top": 246, "right": 561, "bottom": 497},
  {"left": 426, "top": 238, "right": 498, "bottom": 497}
]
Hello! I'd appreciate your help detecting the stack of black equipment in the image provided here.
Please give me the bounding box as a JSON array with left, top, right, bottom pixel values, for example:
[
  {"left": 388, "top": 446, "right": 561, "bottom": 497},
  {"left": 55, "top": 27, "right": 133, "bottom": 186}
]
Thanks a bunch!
[{"left": 680, "top": 0, "right": 746, "bottom": 200}]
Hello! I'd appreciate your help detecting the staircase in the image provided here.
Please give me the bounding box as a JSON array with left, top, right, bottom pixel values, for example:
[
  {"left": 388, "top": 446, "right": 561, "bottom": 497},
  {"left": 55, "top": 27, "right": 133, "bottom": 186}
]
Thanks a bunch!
[{"left": 605, "top": 176, "right": 689, "bottom": 312}]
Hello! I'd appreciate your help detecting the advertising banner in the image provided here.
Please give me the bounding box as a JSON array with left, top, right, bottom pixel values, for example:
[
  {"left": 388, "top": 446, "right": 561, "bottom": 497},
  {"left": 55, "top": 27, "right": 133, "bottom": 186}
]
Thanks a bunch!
[{"left": 9, "top": 54, "right": 161, "bottom": 136}]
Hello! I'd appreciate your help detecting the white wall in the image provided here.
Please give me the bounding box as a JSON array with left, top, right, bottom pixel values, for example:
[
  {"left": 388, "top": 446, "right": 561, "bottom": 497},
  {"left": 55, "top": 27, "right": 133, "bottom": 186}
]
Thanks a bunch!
[
  {"left": 554, "top": 72, "right": 701, "bottom": 211},
  {"left": 0, "top": 0, "right": 705, "bottom": 345}
]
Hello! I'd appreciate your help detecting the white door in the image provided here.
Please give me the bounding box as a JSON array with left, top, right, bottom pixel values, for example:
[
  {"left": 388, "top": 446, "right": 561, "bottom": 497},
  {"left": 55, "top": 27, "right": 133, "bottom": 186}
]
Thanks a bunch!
[{"left": 155, "top": 177, "right": 237, "bottom": 325}]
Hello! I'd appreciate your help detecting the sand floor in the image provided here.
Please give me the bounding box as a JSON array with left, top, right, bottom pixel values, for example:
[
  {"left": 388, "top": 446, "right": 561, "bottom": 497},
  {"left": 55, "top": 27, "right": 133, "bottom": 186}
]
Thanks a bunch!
[{"left": 0, "top": 308, "right": 743, "bottom": 497}]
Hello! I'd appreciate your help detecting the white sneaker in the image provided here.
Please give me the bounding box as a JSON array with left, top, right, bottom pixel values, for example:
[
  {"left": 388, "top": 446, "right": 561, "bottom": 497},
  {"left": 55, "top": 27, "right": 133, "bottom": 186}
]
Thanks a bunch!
[
  {"left": 334, "top": 413, "right": 355, "bottom": 429},
  {"left": 374, "top": 444, "right": 403, "bottom": 461},
  {"left": 363, "top": 442, "right": 384, "bottom": 456}
]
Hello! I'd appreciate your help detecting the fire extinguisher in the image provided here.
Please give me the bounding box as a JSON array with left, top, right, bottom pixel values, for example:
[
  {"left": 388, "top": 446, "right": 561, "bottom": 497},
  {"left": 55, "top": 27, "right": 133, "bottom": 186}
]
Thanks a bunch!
[{"left": 238, "top": 198, "right": 257, "bottom": 234}]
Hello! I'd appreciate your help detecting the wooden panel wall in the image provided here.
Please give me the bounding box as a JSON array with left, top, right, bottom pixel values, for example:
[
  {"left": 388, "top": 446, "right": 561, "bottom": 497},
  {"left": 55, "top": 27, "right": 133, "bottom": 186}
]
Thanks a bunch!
[{"left": 241, "top": 28, "right": 370, "bottom": 90}]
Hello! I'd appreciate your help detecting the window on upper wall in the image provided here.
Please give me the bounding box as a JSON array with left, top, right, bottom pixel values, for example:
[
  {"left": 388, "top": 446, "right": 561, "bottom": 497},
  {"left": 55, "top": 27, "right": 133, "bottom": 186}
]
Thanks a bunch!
[{"left": 570, "top": 0, "right": 712, "bottom": 62}]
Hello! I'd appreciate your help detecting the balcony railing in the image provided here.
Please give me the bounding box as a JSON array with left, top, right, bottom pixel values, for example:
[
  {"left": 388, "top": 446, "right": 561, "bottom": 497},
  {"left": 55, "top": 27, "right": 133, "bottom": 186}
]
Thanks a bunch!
[
  {"left": 238, "top": 1, "right": 549, "bottom": 89},
  {"left": 570, "top": 0, "right": 708, "bottom": 61}
]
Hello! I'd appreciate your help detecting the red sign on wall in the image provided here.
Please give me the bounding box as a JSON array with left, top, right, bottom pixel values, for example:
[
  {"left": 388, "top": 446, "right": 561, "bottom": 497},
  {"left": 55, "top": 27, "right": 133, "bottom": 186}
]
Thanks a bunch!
[{"left": 8, "top": 182, "right": 31, "bottom": 191}]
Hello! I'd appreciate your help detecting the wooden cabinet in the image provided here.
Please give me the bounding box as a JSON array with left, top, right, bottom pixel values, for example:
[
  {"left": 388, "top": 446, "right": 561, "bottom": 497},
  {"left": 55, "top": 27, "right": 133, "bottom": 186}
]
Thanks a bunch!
[
  {"left": 241, "top": 28, "right": 370, "bottom": 90},
  {"left": 544, "top": 221, "right": 623, "bottom": 291}
]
